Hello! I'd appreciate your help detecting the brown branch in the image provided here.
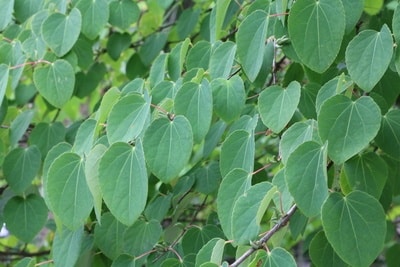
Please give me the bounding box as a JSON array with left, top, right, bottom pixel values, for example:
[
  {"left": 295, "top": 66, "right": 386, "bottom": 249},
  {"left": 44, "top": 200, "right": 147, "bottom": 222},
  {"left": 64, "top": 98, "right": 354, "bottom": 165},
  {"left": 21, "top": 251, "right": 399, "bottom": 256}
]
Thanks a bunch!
[
  {"left": 0, "top": 250, "right": 51, "bottom": 257},
  {"left": 230, "top": 205, "right": 297, "bottom": 267}
]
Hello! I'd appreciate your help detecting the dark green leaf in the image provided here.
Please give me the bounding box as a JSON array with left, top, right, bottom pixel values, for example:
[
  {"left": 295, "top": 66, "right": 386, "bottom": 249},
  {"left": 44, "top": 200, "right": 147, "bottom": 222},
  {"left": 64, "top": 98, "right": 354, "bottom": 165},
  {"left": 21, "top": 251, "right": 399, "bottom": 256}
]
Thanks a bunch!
[
  {"left": 375, "top": 109, "right": 400, "bottom": 159},
  {"left": 181, "top": 225, "right": 224, "bottom": 255},
  {"left": 29, "top": 122, "right": 65, "bottom": 159},
  {"left": 76, "top": 0, "right": 109, "bottom": 39},
  {"left": 187, "top": 41, "right": 211, "bottom": 70},
  {"left": 123, "top": 219, "right": 162, "bottom": 256},
  {"left": 109, "top": 0, "right": 140, "bottom": 30},
  {"left": 9, "top": 110, "right": 34, "bottom": 148},
  {"left": 309, "top": 231, "right": 347, "bottom": 267}
]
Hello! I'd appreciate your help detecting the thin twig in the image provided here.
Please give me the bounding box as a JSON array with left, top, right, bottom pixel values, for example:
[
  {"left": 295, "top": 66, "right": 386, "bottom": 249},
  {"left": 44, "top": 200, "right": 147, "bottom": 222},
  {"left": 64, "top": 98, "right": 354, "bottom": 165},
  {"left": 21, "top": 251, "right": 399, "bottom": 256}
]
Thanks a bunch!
[{"left": 230, "top": 205, "right": 297, "bottom": 267}]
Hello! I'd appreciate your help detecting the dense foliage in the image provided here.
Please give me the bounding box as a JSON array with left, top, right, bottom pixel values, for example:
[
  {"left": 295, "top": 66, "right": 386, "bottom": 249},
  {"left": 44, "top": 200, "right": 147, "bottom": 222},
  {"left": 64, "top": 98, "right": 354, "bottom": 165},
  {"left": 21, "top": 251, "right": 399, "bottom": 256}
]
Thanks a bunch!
[{"left": 0, "top": 0, "right": 400, "bottom": 266}]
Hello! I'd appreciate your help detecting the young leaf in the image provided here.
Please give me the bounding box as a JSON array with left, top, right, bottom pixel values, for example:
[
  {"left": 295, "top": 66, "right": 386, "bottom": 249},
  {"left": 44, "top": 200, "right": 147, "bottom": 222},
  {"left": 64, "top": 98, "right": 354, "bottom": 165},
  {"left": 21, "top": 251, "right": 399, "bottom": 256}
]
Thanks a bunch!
[
  {"left": 236, "top": 10, "right": 269, "bottom": 82},
  {"left": 343, "top": 152, "right": 388, "bottom": 199},
  {"left": 321, "top": 191, "right": 386, "bottom": 267},
  {"left": 41, "top": 8, "right": 81, "bottom": 57},
  {"left": 33, "top": 60, "right": 75, "bottom": 108},
  {"left": 232, "top": 182, "right": 276, "bottom": 245},
  {"left": 220, "top": 130, "right": 255, "bottom": 177},
  {"left": 75, "top": 0, "right": 109, "bottom": 40},
  {"left": 107, "top": 94, "right": 150, "bottom": 144},
  {"left": 52, "top": 226, "right": 84, "bottom": 267},
  {"left": 258, "top": 81, "right": 301, "bottom": 133},
  {"left": 143, "top": 116, "right": 193, "bottom": 183},
  {"left": 209, "top": 41, "right": 236, "bottom": 79},
  {"left": 318, "top": 95, "right": 381, "bottom": 164},
  {"left": 375, "top": 109, "right": 400, "bottom": 159},
  {"left": 211, "top": 76, "right": 246, "bottom": 123},
  {"left": 288, "top": 0, "right": 345, "bottom": 73},
  {"left": 72, "top": 119, "right": 97, "bottom": 156},
  {"left": 174, "top": 80, "right": 213, "bottom": 143},
  {"left": 216, "top": 169, "right": 251, "bottom": 240},
  {"left": 279, "top": 119, "right": 321, "bottom": 165},
  {"left": 345, "top": 24, "right": 393, "bottom": 92},
  {"left": 309, "top": 231, "right": 347, "bottom": 267},
  {"left": 285, "top": 141, "right": 328, "bottom": 217},
  {"left": 168, "top": 38, "right": 190, "bottom": 81},
  {"left": 4, "top": 194, "right": 48, "bottom": 242},
  {"left": 3, "top": 146, "right": 41, "bottom": 194},
  {"left": 47, "top": 152, "right": 93, "bottom": 229},
  {"left": 99, "top": 141, "right": 147, "bottom": 226}
]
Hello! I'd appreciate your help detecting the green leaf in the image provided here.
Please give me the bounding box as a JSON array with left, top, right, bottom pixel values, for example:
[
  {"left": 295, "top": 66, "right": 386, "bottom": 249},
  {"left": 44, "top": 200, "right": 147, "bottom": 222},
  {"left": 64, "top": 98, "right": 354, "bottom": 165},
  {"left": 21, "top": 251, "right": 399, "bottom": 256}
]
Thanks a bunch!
[
  {"left": 232, "top": 182, "right": 276, "bottom": 245},
  {"left": 209, "top": 41, "right": 236, "bottom": 79},
  {"left": 217, "top": 169, "right": 251, "bottom": 240},
  {"left": 315, "top": 74, "right": 353, "bottom": 114},
  {"left": 341, "top": 0, "right": 364, "bottom": 33},
  {"left": 174, "top": 80, "right": 213, "bottom": 143},
  {"left": 9, "top": 110, "right": 34, "bottom": 148},
  {"left": 72, "top": 119, "right": 97, "bottom": 156},
  {"left": 363, "top": 0, "right": 383, "bottom": 16},
  {"left": 279, "top": 119, "right": 321, "bottom": 165},
  {"left": 194, "top": 161, "right": 221, "bottom": 195},
  {"left": 211, "top": 76, "right": 246, "bottom": 123},
  {"left": 107, "top": 32, "right": 131, "bottom": 61},
  {"left": 181, "top": 225, "right": 225, "bottom": 255},
  {"left": 107, "top": 94, "right": 150, "bottom": 144},
  {"left": 3, "top": 146, "right": 41, "bottom": 194},
  {"left": 94, "top": 212, "right": 127, "bottom": 260},
  {"left": 144, "top": 194, "right": 172, "bottom": 222},
  {"left": 168, "top": 38, "right": 190, "bottom": 81},
  {"left": 29, "top": 122, "right": 66, "bottom": 159},
  {"left": 288, "top": 0, "right": 345, "bottom": 73},
  {"left": 236, "top": 10, "right": 269, "bottom": 82},
  {"left": 85, "top": 144, "right": 107, "bottom": 224},
  {"left": 220, "top": 130, "right": 255, "bottom": 177},
  {"left": 109, "top": 0, "right": 140, "bottom": 30},
  {"left": 263, "top": 248, "right": 297, "bottom": 267},
  {"left": 14, "top": 257, "right": 35, "bottom": 267},
  {"left": 112, "top": 255, "right": 136, "bottom": 267},
  {"left": 14, "top": 0, "right": 44, "bottom": 23},
  {"left": 187, "top": 41, "right": 211, "bottom": 70},
  {"left": 272, "top": 169, "right": 294, "bottom": 214},
  {"left": 321, "top": 191, "right": 386, "bottom": 267},
  {"left": 4, "top": 194, "right": 48, "bottom": 242},
  {"left": 52, "top": 226, "right": 84, "bottom": 267},
  {"left": 75, "top": 0, "right": 109, "bottom": 39},
  {"left": 346, "top": 25, "right": 393, "bottom": 92},
  {"left": 99, "top": 141, "right": 147, "bottom": 226},
  {"left": 285, "top": 141, "right": 328, "bottom": 217},
  {"left": 393, "top": 4, "right": 400, "bottom": 42},
  {"left": 143, "top": 116, "right": 193, "bottom": 183},
  {"left": 33, "top": 60, "right": 75, "bottom": 108},
  {"left": 0, "top": 64, "right": 9, "bottom": 105},
  {"left": 0, "top": 0, "right": 14, "bottom": 30},
  {"left": 210, "top": 0, "right": 231, "bottom": 41},
  {"left": 139, "top": 32, "right": 168, "bottom": 66},
  {"left": 123, "top": 219, "right": 162, "bottom": 256},
  {"left": 318, "top": 95, "right": 381, "bottom": 164},
  {"left": 41, "top": 8, "right": 81, "bottom": 57},
  {"left": 95, "top": 87, "right": 121, "bottom": 126},
  {"left": 375, "top": 109, "right": 400, "bottom": 159},
  {"left": 195, "top": 238, "right": 225, "bottom": 267},
  {"left": 0, "top": 41, "right": 25, "bottom": 90},
  {"left": 258, "top": 81, "right": 301, "bottom": 133},
  {"left": 343, "top": 152, "right": 388, "bottom": 198},
  {"left": 309, "top": 231, "right": 347, "bottom": 267},
  {"left": 149, "top": 53, "right": 168, "bottom": 88},
  {"left": 47, "top": 153, "right": 93, "bottom": 229},
  {"left": 175, "top": 8, "right": 201, "bottom": 40}
]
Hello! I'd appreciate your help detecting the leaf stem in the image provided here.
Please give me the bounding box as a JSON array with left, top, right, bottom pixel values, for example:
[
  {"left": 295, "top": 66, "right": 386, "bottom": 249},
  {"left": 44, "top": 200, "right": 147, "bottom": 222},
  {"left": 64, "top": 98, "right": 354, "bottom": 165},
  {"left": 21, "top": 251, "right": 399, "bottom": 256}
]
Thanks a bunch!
[
  {"left": 9, "top": 59, "right": 51, "bottom": 70},
  {"left": 229, "top": 205, "right": 297, "bottom": 267}
]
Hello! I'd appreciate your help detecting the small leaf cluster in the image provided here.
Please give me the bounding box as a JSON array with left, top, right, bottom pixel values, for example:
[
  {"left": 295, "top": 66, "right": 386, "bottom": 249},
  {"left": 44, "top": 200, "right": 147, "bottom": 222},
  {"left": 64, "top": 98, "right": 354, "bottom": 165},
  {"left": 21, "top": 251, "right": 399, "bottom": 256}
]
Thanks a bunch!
[{"left": 0, "top": 0, "right": 400, "bottom": 266}]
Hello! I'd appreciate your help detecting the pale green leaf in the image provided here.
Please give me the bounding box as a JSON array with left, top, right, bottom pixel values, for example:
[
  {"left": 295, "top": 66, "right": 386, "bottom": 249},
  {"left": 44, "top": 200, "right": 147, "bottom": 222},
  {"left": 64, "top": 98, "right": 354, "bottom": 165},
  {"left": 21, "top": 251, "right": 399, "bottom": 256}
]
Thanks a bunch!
[
  {"left": 73, "top": 119, "right": 97, "bottom": 156},
  {"left": 258, "top": 81, "right": 301, "bottom": 133},
  {"left": 52, "top": 226, "right": 84, "bottom": 267},
  {"left": 76, "top": 0, "right": 109, "bottom": 39},
  {"left": 168, "top": 38, "right": 190, "bottom": 81},
  {"left": 41, "top": 8, "right": 81, "bottom": 56},
  {"left": 209, "top": 41, "right": 236, "bottom": 79},
  {"left": 272, "top": 169, "right": 294, "bottom": 214},
  {"left": 4, "top": 194, "right": 47, "bottom": 242},
  {"left": 341, "top": 0, "right": 364, "bottom": 33},
  {"left": 265, "top": 248, "right": 297, "bottom": 267},
  {"left": 393, "top": 4, "right": 400, "bottom": 42},
  {"left": 95, "top": 87, "right": 121, "bottom": 125},
  {"left": 47, "top": 153, "right": 93, "bottom": 229},
  {"left": 99, "top": 141, "right": 147, "bottom": 226},
  {"left": 0, "top": 0, "right": 14, "bottom": 30},
  {"left": 149, "top": 53, "right": 168, "bottom": 88},
  {"left": 14, "top": 257, "right": 35, "bottom": 267},
  {"left": 321, "top": 191, "right": 386, "bottom": 267},
  {"left": 285, "top": 141, "right": 328, "bottom": 217},
  {"left": 0, "top": 64, "right": 9, "bottom": 105},
  {"left": 363, "top": 0, "right": 383, "bottom": 16},
  {"left": 216, "top": 169, "right": 251, "bottom": 240},
  {"left": 174, "top": 80, "right": 213, "bottom": 143},
  {"left": 107, "top": 94, "right": 150, "bottom": 144},
  {"left": 195, "top": 238, "right": 225, "bottom": 267},
  {"left": 288, "top": 0, "right": 345, "bottom": 73},
  {"left": 187, "top": 41, "right": 211, "bottom": 70},
  {"left": 3, "top": 146, "right": 41, "bottom": 194},
  {"left": 9, "top": 110, "right": 34, "bottom": 148},
  {"left": 220, "top": 130, "right": 255, "bottom": 177},
  {"left": 143, "top": 116, "right": 193, "bottom": 183},
  {"left": 346, "top": 24, "right": 393, "bottom": 92},
  {"left": 236, "top": 10, "right": 269, "bottom": 82},
  {"left": 318, "top": 95, "right": 381, "bottom": 164},
  {"left": 33, "top": 60, "right": 75, "bottom": 108}
]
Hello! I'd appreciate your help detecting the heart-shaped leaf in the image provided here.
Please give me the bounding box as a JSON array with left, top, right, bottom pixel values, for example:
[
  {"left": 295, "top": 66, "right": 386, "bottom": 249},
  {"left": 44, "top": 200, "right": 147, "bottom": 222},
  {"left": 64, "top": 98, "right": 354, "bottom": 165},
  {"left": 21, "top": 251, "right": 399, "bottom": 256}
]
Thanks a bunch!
[
  {"left": 29, "top": 122, "right": 66, "bottom": 159},
  {"left": 52, "top": 226, "right": 84, "bottom": 267},
  {"left": 143, "top": 115, "right": 193, "bottom": 183},
  {"left": 309, "top": 231, "right": 347, "bottom": 267},
  {"left": 33, "top": 60, "right": 75, "bottom": 108},
  {"left": 47, "top": 152, "right": 93, "bottom": 229},
  {"left": 322, "top": 191, "right": 386, "bottom": 267},
  {"left": 288, "top": 0, "right": 345, "bottom": 73},
  {"left": 249, "top": 248, "right": 296, "bottom": 267},
  {"left": 285, "top": 141, "right": 328, "bottom": 217},
  {"left": 76, "top": 0, "right": 109, "bottom": 39},
  {"left": 99, "top": 141, "right": 148, "bottom": 226},
  {"left": 375, "top": 109, "right": 400, "bottom": 159},
  {"left": 196, "top": 238, "right": 225, "bottom": 266},
  {"left": 41, "top": 8, "right": 81, "bottom": 57},
  {"left": 346, "top": 24, "right": 393, "bottom": 92},
  {"left": 209, "top": 41, "right": 236, "bottom": 79},
  {"left": 4, "top": 194, "right": 48, "bottom": 242},
  {"left": 109, "top": 0, "right": 140, "bottom": 30},
  {"left": 236, "top": 10, "right": 269, "bottom": 81},
  {"left": 258, "top": 81, "right": 301, "bottom": 133},
  {"left": 318, "top": 95, "right": 381, "bottom": 164}
]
